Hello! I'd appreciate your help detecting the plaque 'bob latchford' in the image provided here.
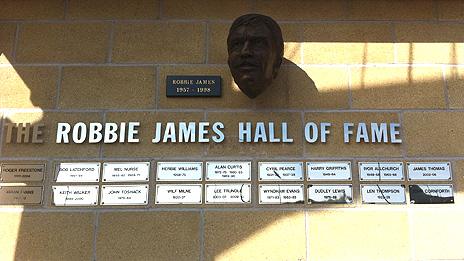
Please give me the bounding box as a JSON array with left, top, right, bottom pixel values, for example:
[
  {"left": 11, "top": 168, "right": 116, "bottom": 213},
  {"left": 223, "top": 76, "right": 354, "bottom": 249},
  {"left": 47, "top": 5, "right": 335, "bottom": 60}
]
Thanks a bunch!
[{"left": 227, "top": 14, "right": 284, "bottom": 99}]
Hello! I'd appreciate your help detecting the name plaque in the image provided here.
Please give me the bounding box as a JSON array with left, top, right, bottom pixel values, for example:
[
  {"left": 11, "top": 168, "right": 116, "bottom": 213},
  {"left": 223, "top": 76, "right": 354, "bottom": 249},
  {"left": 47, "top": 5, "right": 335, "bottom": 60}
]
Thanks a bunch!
[
  {"left": 155, "top": 184, "right": 202, "bottom": 204},
  {"left": 0, "top": 186, "right": 42, "bottom": 205},
  {"left": 1, "top": 163, "right": 45, "bottom": 182},
  {"left": 308, "top": 185, "right": 353, "bottom": 204},
  {"left": 259, "top": 184, "right": 304, "bottom": 204},
  {"left": 361, "top": 185, "right": 406, "bottom": 204},
  {"left": 258, "top": 162, "right": 303, "bottom": 181},
  {"left": 359, "top": 162, "right": 404, "bottom": 181},
  {"left": 103, "top": 162, "right": 150, "bottom": 182},
  {"left": 156, "top": 162, "right": 202, "bottom": 181},
  {"left": 101, "top": 185, "right": 148, "bottom": 205},
  {"left": 409, "top": 185, "right": 454, "bottom": 204},
  {"left": 205, "top": 184, "right": 251, "bottom": 204},
  {"left": 53, "top": 185, "right": 99, "bottom": 206},
  {"left": 56, "top": 162, "right": 100, "bottom": 182},
  {"left": 166, "top": 75, "right": 222, "bottom": 97},
  {"left": 307, "top": 162, "right": 352, "bottom": 181},
  {"left": 407, "top": 162, "right": 452, "bottom": 180},
  {"left": 206, "top": 162, "right": 251, "bottom": 181}
]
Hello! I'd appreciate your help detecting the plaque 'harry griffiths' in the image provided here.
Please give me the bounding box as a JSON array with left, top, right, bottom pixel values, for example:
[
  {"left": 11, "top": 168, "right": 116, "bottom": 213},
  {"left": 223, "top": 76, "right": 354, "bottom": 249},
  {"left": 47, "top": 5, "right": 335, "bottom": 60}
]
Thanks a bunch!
[{"left": 227, "top": 14, "right": 284, "bottom": 99}]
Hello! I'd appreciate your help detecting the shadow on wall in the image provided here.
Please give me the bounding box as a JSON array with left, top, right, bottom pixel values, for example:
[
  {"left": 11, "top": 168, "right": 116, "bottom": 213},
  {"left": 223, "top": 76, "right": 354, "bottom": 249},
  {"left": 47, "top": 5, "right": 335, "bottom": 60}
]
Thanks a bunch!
[{"left": 1, "top": 25, "right": 464, "bottom": 261}]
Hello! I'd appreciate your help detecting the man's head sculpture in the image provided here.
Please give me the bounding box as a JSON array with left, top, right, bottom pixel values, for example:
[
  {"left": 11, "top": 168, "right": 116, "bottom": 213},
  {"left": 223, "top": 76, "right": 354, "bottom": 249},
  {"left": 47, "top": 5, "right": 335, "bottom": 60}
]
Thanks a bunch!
[{"left": 227, "top": 14, "right": 284, "bottom": 99}]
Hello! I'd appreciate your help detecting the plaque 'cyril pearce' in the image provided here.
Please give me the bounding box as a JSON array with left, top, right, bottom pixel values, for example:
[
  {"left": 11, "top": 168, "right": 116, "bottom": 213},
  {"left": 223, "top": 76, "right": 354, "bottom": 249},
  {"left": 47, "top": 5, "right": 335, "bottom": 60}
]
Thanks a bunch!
[{"left": 227, "top": 14, "right": 284, "bottom": 98}]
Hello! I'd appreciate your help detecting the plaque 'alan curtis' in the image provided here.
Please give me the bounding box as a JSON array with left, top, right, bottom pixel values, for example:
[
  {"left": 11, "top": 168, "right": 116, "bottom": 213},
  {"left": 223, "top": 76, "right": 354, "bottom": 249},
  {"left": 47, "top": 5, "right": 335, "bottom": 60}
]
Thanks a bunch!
[{"left": 206, "top": 162, "right": 251, "bottom": 181}]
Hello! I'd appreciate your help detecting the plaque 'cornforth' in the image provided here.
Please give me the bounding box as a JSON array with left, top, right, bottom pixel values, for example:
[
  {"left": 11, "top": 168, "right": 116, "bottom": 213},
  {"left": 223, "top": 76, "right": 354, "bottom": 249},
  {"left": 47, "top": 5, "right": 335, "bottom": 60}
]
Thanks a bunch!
[{"left": 227, "top": 14, "right": 284, "bottom": 98}]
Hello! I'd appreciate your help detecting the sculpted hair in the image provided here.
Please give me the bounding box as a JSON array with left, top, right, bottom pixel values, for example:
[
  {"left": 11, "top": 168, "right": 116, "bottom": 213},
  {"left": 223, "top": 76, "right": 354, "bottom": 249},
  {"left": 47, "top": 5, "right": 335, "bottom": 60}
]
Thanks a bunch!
[{"left": 228, "top": 13, "right": 284, "bottom": 68}]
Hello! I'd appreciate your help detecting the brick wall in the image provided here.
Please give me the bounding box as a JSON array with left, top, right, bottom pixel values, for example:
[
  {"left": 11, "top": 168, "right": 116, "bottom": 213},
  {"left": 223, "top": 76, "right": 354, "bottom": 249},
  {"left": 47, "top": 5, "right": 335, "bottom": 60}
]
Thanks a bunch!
[{"left": 0, "top": 1, "right": 463, "bottom": 260}]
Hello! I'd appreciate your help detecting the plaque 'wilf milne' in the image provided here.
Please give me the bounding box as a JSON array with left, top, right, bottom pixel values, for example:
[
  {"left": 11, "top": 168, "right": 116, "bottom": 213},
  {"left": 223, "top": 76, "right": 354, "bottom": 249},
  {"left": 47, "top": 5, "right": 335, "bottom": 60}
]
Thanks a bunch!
[{"left": 227, "top": 14, "right": 283, "bottom": 99}]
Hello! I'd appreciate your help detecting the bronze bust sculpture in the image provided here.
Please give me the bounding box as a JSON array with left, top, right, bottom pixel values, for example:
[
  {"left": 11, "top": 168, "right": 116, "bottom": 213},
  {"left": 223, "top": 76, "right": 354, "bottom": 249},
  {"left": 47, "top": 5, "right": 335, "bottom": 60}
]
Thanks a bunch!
[{"left": 227, "top": 14, "right": 284, "bottom": 99}]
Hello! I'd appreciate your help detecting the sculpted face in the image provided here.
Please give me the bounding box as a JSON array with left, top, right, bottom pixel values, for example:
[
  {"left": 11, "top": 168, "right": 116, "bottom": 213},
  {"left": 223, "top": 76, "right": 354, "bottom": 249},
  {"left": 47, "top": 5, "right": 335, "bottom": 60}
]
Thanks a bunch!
[{"left": 227, "top": 23, "right": 279, "bottom": 98}]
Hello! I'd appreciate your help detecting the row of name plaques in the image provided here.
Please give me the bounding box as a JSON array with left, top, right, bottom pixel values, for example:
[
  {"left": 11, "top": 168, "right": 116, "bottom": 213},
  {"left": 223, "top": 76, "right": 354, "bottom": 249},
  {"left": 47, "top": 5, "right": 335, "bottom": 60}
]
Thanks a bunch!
[
  {"left": 0, "top": 161, "right": 455, "bottom": 205},
  {"left": 0, "top": 183, "right": 454, "bottom": 206},
  {"left": 0, "top": 161, "right": 453, "bottom": 183}
]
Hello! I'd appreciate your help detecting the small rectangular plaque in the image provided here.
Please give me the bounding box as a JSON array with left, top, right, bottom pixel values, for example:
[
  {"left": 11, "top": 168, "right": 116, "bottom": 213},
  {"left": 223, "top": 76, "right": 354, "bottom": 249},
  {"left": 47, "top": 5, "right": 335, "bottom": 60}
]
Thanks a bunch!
[
  {"left": 156, "top": 162, "right": 202, "bottom": 181},
  {"left": 0, "top": 186, "right": 42, "bottom": 205},
  {"left": 258, "top": 162, "right": 303, "bottom": 181},
  {"left": 205, "top": 184, "right": 251, "bottom": 204},
  {"left": 407, "top": 162, "right": 452, "bottom": 180},
  {"left": 53, "top": 185, "right": 99, "bottom": 206},
  {"left": 409, "top": 184, "right": 454, "bottom": 204},
  {"left": 361, "top": 185, "right": 406, "bottom": 204},
  {"left": 102, "top": 162, "right": 150, "bottom": 182},
  {"left": 100, "top": 185, "right": 148, "bottom": 205},
  {"left": 308, "top": 185, "right": 353, "bottom": 204},
  {"left": 259, "top": 184, "right": 304, "bottom": 204},
  {"left": 56, "top": 162, "right": 100, "bottom": 182},
  {"left": 166, "top": 75, "right": 221, "bottom": 97},
  {"left": 307, "top": 162, "right": 352, "bottom": 181},
  {"left": 206, "top": 162, "right": 251, "bottom": 181},
  {"left": 155, "top": 184, "right": 202, "bottom": 204},
  {"left": 359, "top": 162, "right": 404, "bottom": 181},
  {"left": 1, "top": 163, "right": 45, "bottom": 182}
]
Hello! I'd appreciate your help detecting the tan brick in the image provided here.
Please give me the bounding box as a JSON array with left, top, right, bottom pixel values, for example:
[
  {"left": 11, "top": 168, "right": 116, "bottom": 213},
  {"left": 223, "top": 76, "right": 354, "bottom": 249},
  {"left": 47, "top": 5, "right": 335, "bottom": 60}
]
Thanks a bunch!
[
  {"left": 301, "top": 23, "right": 394, "bottom": 64},
  {"left": 205, "top": 211, "right": 306, "bottom": 261},
  {"left": 452, "top": 161, "right": 464, "bottom": 205},
  {"left": 438, "top": 0, "right": 464, "bottom": 20},
  {"left": 16, "top": 23, "right": 110, "bottom": 63},
  {"left": 396, "top": 24, "right": 464, "bottom": 64},
  {"left": 103, "top": 112, "right": 205, "bottom": 157},
  {"left": 255, "top": 66, "right": 350, "bottom": 109},
  {"left": 0, "top": 0, "right": 64, "bottom": 20},
  {"left": 349, "top": 0, "right": 435, "bottom": 20},
  {"left": 164, "top": 0, "right": 251, "bottom": 19},
  {"left": 309, "top": 210, "right": 410, "bottom": 261},
  {"left": 0, "top": 212, "right": 94, "bottom": 261},
  {"left": 208, "top": 23, "right": 302, "bottom": 64},
  {"left": 97, "top": 212, "right": 199, "bottom": 261},
  {"left": 0, "top": 24, "right": 16, "bottom": 64},
  {"left": 159, "top": 65, "right": 252, "bottom": 109},
  {"left": 403, "top": 112, "right": 464, "bottom": 156},
  {"left": 0, "top": 67, "right": 58, "bottom": 108},
  {"left": 412, "top": 209, "right": 464, "bottom": 260},
  {"left": 68, "top": 0, "right": 159, "bottom": 19},
  {"left": 112, "top": 23, "right": 205, "bottom": 63},
  {"left": 255, "top": 0, "right": 347, "bottom": 20},
  {"left": 206, "top": 112, "right": 302, "bottom": 157},
  {"left": 60, "top": 66, "right": 155, "bottom": 109},
  {"left": 444, "top": 67, "right": 464, "bottom": 108},
  {"left": 351, "top": 66, "right": 446, "bottom": 109},
  {"left": 2, "top": 112, "right": 102, "bottom": 157},
  {"left": 304, "top": 112, "right": 403, "bottom": 157}
]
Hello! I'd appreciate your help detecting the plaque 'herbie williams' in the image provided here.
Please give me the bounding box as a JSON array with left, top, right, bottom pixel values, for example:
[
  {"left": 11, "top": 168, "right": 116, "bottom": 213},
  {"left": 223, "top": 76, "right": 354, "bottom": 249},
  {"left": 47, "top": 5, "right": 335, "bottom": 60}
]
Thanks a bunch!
[{"left": 227, "top": 14, "right": 283, "bottom": 99}]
